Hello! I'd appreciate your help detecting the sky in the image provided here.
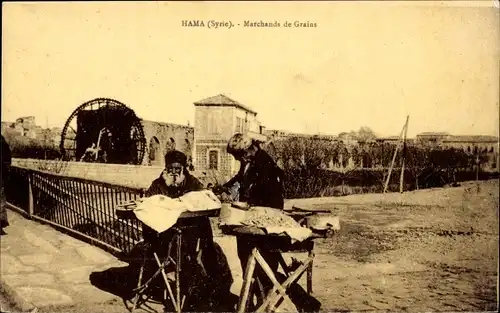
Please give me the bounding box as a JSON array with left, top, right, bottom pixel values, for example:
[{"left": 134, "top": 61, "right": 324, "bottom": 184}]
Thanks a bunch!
[{"left": 2, "top": 1, "right": 499, "bottom": 138}]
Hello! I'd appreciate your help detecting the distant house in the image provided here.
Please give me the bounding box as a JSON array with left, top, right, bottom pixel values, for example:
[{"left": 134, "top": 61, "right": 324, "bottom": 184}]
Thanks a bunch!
[
  {"left": 334, "top": 132, "right": 357, "bottom": 146},
  {"left": 441, "top": 135, "right": 498, "bottom": 153},
  {"left": 415, "top": 132, "right": 451, "bottom": 146},
  {"left": 193, "top": 94, "right": 264, "bottom": 179},
  {"left": 442, "top": 135, "right": 499, "bottom": 171},
  {"left": 2, "top": 116, "right": 47, "bottom": 140},
  {"left": 375, "top": 136, "right": 417, "bottom": 145},
  {"left": 376, "top": 136, "right": 400, "bottom": 144},
  {"left": 415, "top": 132, "right": 499, "bottom": 171},
  {"left": 264, "top": 129, "right": 338, "bottom": 142}
]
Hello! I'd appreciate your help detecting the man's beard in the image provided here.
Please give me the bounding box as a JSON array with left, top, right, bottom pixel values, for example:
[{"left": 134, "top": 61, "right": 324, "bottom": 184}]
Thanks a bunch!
[{"left": 164, "top": 172, "right": 186, "bottom": 187}]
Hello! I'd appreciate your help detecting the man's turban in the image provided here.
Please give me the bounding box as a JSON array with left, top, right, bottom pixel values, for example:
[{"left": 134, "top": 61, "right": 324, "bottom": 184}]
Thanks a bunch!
[{"left": 165, "top": 150, "right": 187, "bottom": 167}]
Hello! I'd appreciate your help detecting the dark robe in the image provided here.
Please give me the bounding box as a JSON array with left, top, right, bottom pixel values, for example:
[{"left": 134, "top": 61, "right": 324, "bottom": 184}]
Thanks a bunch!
[
  {"left": 141, "top": 171, "right": 232, "bottom": 311},
  {"left": 224, "top": 149, "right": 285, "bottom": 210},
  {"left": 225, "top": 149, "right": 286, "bottom": 306}
]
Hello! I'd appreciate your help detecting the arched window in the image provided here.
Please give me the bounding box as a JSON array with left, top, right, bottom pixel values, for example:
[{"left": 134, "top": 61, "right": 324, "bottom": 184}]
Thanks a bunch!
[
  {"left": 208, "top": 150, "right": 219, "bottom": 170},
  {"left": 185, "top": 139, "right": 192, "bottom": 155},
  {"left": 166, "top": 137, "right": 176, "bottom": 152},
  {"left": 149, "top": 137, "right": 160, "bottom": 162}
]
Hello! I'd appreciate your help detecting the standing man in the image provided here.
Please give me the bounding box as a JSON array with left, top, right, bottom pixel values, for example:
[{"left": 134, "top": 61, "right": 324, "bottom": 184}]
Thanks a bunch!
[
  {"left": 1, "top": 135, "right": 12, "bottom": 234},
  {"left": 223, "top": 133, "right": 285, "bottom": 306},
  {"left": 224, "top": 133, "right": 285, "bottom": 209}
]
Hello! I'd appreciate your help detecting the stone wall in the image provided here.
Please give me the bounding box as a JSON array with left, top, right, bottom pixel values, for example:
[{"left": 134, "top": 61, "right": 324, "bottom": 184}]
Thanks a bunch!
[
  {"left": 140, "top": 120, "right": 194, "bottom": 167},
  {"left": 11, "top": 158, "right": 231, "bottom": 190},
  {"left": 194, "top": 106, "right": 235, "bottom": 141}
]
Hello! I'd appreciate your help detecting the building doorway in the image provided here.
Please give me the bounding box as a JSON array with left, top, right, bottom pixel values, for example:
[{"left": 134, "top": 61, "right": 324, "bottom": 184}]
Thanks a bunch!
[{"left": 208, "top": 150, "right": 219, "bottom": 170}]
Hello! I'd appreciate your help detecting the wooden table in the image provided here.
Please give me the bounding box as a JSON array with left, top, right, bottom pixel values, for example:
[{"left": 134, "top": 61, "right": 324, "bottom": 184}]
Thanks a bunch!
[
  {"left": 221, "top": 225, "right": 323, "bottom": 313},
  {"left": 116, "top": 206, "right": 220, "bottom": 313}
]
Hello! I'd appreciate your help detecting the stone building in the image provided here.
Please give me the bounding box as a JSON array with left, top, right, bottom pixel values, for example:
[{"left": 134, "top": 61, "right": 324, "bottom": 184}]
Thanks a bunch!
[
  {"left": 2, "top": 116, "right": 39, "bottom": 139},
  {"left": 416, "top": 132, "right": 452, "bottom": 147},
  {"left": 1, "top": 117, "right": 61, "bottom": 144},
  {"left": 440, "top": 135, "right": 498, "bottom": 154},
  {"left": 441, "top": 135, "right": 499, "bottom": 171},
  {"left": 140, "top": 120, "right": 194, "bottom": 167},
  {"left": 415, "top": 132, "right": 499, "bottom": 171},
  {"left": 193, "top": 94, "right": 264, "bottom": 179}
]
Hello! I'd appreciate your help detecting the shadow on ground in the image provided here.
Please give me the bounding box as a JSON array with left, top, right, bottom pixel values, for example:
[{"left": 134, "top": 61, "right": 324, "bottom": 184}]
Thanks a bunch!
[
  {"left": 89, "top": 240, "right": 322, "bottom": 312},
  {"left": 89, "top": 242, "right": 239, "bottom": 312}
]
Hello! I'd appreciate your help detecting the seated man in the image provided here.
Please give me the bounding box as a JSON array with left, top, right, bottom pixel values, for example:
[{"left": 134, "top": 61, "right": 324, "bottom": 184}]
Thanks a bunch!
[{"left": 141, "top": 150, "right": 232, "bottom": 311}]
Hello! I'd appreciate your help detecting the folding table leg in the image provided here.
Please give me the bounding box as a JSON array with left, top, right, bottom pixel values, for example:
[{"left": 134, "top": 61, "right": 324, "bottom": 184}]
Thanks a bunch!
[
  {"left": 154, "top": 253, "right": 179, "bottom": 312},
  {"left": 252, "top": 249, "right": 291, "bottom": 313},
  {"left": 130, "top": 253, "right": 147, "bottom": 312},
  {"left": 307, "top": 249, "right": 314, "bottom": 295},
  {"left": 237, "top": 251, "right": 257, "bottom": 313},
  {"left": 277, "top": 254, "right": 290, "bottom": 276},
  {"left": 256, "top": 256, "right": 314, "bottom": 313},
  {"left": 175, "top": 230, "right": 182, "bottom": 312},
  {"left": 254, "top": 277, "right": 266, "bottom": 306},
  {"left": 247, "top": 277, "right": 256, "bottom": 312}
]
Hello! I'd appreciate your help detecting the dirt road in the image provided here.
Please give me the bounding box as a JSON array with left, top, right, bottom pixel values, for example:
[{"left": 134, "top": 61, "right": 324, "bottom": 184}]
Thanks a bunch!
[
  {"left": 6, "top": 180, "right": 497, "bottom": 313},
  {"left": 306, "top": 180, "right": 498, "bottom": 312}
]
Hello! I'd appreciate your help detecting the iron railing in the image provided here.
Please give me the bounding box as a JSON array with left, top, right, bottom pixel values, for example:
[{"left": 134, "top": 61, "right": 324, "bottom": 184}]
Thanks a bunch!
[{"left": 5, "top": 166, "right": 145, "bottom": 254}]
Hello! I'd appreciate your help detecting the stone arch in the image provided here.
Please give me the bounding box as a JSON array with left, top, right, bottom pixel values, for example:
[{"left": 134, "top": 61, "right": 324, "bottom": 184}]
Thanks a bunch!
[
  {"left": 185, "top": 138, "right": 193, "bottom": 169},
  {"left": 185, "top": 138, "right": 192, "bottom": 154},
  {"left": 148, "top": 136, "right": 161, "bottom": 165},
  {"left": 166, "top": 137, "right": 176, "bottom": 153}
]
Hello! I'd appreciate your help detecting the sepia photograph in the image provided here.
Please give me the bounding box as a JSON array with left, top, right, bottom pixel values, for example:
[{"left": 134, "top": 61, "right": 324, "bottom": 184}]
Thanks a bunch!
[{"left": 1, "top": 1, "right": 499, "bottom": 312}]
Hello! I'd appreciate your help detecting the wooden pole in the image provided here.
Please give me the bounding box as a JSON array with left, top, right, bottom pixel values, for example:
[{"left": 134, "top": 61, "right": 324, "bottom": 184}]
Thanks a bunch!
[
  {"left": 383, "top": 118, "right": 407, "bottom": 193},
  {"left": 399, "top": 116, "right": 410, "bottom": 193},
  {"left": 384, "top": 146, "right": 400, "bottom": 193}
]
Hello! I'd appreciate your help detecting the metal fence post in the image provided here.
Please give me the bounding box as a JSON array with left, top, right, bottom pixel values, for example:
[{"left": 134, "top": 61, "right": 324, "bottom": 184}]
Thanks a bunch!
[{"left": 28, "top": 173, "right": 34, "bottom": 217}]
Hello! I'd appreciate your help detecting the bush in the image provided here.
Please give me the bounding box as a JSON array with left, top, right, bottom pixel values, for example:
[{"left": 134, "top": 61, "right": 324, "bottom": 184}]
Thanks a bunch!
[
  {"left": 282, "top": 167, "right": 498, "bottom": 199},
  {"left": 269, "top": 137, "right": 498, "bottom": 199}
]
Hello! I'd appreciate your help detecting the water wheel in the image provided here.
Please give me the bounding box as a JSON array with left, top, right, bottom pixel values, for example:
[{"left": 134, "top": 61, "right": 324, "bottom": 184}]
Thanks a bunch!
[{"left": 60, "top": 98, "right": 146, "bottom": 165}]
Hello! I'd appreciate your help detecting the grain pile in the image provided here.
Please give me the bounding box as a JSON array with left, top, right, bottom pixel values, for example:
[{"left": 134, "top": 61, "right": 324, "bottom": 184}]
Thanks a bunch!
[{"left": 241, "top": 206, "right": 301, "bottom": 228}]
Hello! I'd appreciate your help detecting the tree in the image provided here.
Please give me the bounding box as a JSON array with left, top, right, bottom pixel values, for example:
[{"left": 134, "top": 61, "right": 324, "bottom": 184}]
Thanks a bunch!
[
  {"left": 356, "top": 126, "right": 377, "bottom": 142},
  {"left": 405, "top": 145, "right": 431, "bottom": 189},
  {"left": 350, "top": 145, "right": 362, "bottom": 167},
  {"left": 2, "top": 132, "right": 61, "bottom": 160}
]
